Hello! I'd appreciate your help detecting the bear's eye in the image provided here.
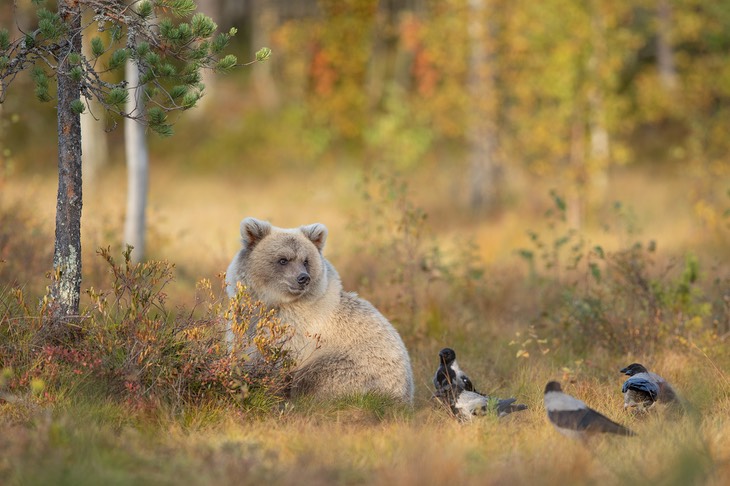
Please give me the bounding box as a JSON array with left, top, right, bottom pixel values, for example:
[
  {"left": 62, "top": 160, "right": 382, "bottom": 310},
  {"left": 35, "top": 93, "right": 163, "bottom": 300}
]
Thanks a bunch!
[
  {"left": 303, "top": 259, "right": 309, "bottom": 269},
  {"left": 278, "top": 258, "right": 288, "bottom": 265}
]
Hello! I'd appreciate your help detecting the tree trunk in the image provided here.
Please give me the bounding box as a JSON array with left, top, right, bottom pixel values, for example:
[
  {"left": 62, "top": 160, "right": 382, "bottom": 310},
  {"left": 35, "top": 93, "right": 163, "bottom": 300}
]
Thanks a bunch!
[
  {"left": 585, "top": 0, "right": 609, "bottom": 223},
  {"left": 81, "top": 30, "right": 109, "bottom": 189},
  {"left": 123, "top": 58, "right": 148, "bottom": 264},
  {"left": 656, "top": 0, "right": 677, "bottom": 92},
  {"left": 251, "top": 0, "right": 280, "bottom": 110},
  {"left": 50, "top": 0, "right": 83, "bottom": 332},
  {"left": 80, "top": 103, "right": 108, "bottom": 188},
  {"left": 192, "top": 0, "right": 219, "bottom": 112},
  {"left": 467, "top": 0, "right": 502, "bottom": 213}
]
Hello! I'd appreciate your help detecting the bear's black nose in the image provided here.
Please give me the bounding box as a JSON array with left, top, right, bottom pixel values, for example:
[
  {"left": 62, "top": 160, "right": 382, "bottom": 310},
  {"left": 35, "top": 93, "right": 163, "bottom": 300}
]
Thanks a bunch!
[{"left": 297, "top": 273, "right": 311, "bottom": 287}]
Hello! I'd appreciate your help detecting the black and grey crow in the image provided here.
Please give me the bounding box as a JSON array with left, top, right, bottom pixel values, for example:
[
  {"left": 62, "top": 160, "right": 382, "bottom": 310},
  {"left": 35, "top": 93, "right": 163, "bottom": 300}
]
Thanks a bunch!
[
  {"left": 433, "top": 347, "right": 475, "bottom": 394},
  {"left": 544, "top": 381, "right": 635, "bottom": 439},
  {"left": 433, "top": 348, "right": 527, "bottom": 420},
  {"left": 620, "top": 363, "right": 678, "bottom": 411},
  {"left": 449, "top": 390, "right": 528, "bottom": 419}
]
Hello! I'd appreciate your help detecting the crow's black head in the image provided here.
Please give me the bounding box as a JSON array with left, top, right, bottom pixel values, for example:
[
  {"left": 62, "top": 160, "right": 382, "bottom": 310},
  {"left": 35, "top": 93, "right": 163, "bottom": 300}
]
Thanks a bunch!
[
  {"left": 438, "top": 348, "right": 456, "bottom": 366},
  {"left": 620, "top": 363, "right": 648, "bottom": 376},
  {"left": 544, "top": 381, "right": 562, "bottom": 393}
]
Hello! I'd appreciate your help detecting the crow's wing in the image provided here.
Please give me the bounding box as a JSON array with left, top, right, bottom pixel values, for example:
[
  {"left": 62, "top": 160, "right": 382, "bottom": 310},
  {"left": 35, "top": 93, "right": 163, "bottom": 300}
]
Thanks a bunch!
[
  {"left": 622, "top": 377, "right": 660, "bottom": 401},
  {"left": 549, "top": 408, "right": 635, "bottom": 436}
]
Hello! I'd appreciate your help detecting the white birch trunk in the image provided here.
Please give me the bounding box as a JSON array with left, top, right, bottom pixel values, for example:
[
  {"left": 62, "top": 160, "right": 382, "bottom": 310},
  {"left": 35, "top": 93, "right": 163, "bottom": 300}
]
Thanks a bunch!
[
  {"left": 251, "top": 0, "right": 280, "bottom": 110},
  {"left": 80, "top": 102, "right": 108, "bottom": 189},
  {"left": 657, "top": 0, "right": 678, "bottom": 91},
  {"left": 192, "top": 0, "right": 219, "bottom": 112},
  {"left": 80, "top": 32, "right": 108, "bottom": 189},
  {"left": 123, "top": 58, "right": 148, "bottom": 263},
  {"left": 467, "top": 0, "right": 501, "bottom": 212}
]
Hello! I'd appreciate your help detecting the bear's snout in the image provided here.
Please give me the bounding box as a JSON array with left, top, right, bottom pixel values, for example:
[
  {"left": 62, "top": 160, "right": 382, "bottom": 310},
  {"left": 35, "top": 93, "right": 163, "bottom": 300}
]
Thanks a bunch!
[{"left": 297, "top": 272, "right": 311, "bottom": 288}]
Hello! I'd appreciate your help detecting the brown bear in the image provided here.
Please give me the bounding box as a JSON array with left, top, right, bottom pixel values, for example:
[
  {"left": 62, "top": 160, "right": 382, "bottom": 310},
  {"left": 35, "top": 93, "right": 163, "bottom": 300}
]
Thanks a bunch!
[{"left": 226, "top": 217, "right": 414, "bottom": 403}]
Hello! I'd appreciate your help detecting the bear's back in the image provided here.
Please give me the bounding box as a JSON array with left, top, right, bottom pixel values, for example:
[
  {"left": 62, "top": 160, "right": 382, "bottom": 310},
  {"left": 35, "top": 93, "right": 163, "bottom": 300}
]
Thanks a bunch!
[{"left": 285, "top": 290, "right": 414, "bottom": 402}]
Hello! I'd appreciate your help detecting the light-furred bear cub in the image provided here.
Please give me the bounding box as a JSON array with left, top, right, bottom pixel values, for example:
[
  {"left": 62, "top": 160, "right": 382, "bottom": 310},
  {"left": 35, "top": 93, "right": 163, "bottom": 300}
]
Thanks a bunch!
[{"left": 226, "top": 217, "right": 414, "bottom": 404}]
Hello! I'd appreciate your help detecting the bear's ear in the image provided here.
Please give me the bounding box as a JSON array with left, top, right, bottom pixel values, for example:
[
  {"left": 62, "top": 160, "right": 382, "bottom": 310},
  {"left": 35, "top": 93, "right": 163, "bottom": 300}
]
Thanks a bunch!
[
  {"left": 300, "top": 223, "right": 328, "bottom": 251},
  {"left": 240, "top": 217, "right": 272, "bottom": 249}
]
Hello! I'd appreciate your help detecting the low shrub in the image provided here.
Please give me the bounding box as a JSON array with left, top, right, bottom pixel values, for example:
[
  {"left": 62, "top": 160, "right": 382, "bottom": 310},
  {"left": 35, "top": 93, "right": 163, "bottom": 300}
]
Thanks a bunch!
[
  {"left": 0, "top": 246, "right": 293, "bottom": 413},
  {"left": 518, "top": 193, "right": 722, "bottom": 357}
]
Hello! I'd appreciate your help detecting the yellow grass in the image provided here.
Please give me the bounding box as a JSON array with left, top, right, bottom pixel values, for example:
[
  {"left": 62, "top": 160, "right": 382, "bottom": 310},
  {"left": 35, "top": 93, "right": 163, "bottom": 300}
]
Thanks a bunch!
[{"left": 2, "top": 373, "right": 729, "bottom": 485}]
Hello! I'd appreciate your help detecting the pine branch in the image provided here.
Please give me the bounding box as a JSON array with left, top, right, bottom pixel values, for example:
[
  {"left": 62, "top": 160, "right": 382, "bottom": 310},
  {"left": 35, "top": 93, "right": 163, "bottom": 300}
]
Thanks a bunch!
[{"left": 0, "top": 0, "right": 271, "bottom": 133}]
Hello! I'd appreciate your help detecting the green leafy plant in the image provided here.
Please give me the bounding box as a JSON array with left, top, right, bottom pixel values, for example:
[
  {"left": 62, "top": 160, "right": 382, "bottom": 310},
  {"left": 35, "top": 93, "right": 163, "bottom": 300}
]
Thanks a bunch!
[
  {"left": 518, "top": 192, "right": 717, "bottom": 356},
  {"left": 517, "top": 190, "right": 587, "bottom": 284},
  {"left": 348, "top": 170, "right": 436, "bottom": 338}
]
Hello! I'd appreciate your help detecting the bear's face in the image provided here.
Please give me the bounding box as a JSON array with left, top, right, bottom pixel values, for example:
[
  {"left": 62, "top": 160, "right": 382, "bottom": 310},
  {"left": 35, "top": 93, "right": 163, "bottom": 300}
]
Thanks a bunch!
[{"left": 238, "top": 218, "right": 329, "bottom": 306}]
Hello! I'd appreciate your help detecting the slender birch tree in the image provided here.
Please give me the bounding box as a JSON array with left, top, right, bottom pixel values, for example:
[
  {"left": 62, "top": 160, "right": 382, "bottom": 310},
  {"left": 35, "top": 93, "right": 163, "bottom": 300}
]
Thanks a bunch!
[{"left": 123, "top": 54, "right": 148, "bottom": 264}]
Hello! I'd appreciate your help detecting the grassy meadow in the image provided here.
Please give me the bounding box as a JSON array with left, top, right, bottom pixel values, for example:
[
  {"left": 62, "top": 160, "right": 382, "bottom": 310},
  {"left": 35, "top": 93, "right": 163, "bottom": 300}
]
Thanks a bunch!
[{"left": 2, "top": 81, "right": 730, "bottom": 484}]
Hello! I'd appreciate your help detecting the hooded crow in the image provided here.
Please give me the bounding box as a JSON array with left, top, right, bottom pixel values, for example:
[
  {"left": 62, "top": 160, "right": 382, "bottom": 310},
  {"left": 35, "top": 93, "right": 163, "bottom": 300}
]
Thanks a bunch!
[
  {"left": 449, "top": 389, "right": 528, "bottom": 419},
  {"left": 544, "top": 381, "right": 635, "bottom": 439},
  {"left": 433, "top": 348, "right": 475, "bottom": 394},
  {"left": 620, "top": 363, "right": 678, "bottom": 410},
  {"left": 433, "top": 348, "right": 527, "bottom": 420}
]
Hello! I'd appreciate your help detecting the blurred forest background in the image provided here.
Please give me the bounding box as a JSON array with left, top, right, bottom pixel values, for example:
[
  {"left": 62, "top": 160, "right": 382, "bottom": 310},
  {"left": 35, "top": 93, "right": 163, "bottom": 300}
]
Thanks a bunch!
[
  {"left": 1, "top": 1, "right": 730, "bottom": 484},
  {"left": 1, "top": 0, "right": 729, "bottom": 352},
  {"left": 2, "top": 0, "right": 730, "bottom": 365}
]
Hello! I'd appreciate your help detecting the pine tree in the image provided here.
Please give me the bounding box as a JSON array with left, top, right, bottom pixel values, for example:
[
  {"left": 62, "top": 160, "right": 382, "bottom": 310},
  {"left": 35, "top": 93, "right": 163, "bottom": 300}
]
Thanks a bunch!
[{"left": 0, "top": 0, "right": 270, "bottom": 340}]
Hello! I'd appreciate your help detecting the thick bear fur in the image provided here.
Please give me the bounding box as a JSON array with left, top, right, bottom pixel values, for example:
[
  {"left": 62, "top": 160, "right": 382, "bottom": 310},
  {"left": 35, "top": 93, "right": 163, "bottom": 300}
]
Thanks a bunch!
[{"left": 226, "top": 217, "right": 414, "bottom": 404}]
